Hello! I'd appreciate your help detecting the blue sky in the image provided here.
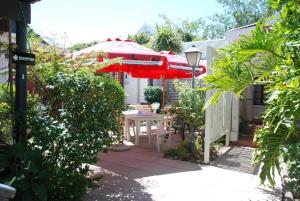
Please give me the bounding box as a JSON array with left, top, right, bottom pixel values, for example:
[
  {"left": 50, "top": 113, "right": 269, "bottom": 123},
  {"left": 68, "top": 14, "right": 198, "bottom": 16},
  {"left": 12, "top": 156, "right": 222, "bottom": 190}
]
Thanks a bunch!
[{"left": 31, "top": 0, "right": 223, "bottom": 46}]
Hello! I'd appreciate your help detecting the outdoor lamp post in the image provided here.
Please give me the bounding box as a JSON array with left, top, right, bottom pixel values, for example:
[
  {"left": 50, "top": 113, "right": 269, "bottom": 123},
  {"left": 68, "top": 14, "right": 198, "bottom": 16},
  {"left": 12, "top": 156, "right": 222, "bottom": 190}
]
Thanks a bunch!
[
  {"left": 184, "top": 45, "right": 202, "bottom": 88},
  {"left": 184, "top": 45, "right": 202, "bottom": 152}
]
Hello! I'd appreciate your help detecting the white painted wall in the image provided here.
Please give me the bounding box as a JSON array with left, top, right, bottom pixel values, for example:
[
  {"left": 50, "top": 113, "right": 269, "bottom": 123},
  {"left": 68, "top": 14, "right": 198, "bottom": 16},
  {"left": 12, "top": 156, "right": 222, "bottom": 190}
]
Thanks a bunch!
[
  {"left": 124, "top": 73, "right": 148, "bottom": 104},
  {"left": 139, "top": 78, "right": 148, "bottom": 103},
  {"left": 224, "top": 24, "right": 256, "bottom": 42},
  {"left": 124, "top": 73, "right": 138, "bottom": 104},
  {"left": 205, "top": 46, "right": 233, "bottom": 163}
]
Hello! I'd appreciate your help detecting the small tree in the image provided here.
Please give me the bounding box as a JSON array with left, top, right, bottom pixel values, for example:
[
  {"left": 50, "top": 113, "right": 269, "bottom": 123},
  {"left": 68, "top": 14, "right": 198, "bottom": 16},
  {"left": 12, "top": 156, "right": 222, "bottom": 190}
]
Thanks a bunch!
[{"left": 128, "top": 32, "right": 151, "bottom": 45}]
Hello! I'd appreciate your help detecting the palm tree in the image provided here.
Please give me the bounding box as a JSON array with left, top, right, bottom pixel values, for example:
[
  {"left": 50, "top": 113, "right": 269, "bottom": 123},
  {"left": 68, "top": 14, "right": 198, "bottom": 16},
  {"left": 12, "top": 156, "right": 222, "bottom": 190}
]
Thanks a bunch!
[{"left": 150, "top": 25, "right": 182, "bottom": 54}]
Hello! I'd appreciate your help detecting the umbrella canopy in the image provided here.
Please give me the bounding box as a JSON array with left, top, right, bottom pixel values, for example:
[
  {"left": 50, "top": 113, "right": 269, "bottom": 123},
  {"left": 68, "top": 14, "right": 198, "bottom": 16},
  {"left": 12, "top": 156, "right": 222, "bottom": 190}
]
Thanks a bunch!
[
  {"left": 130, "top": 51, "right": 206, "bottom": 80},
  {"left": 73, "top": 38, "right": 168, "bottom": 73},
  {"left": 128, "top": 51, "right": 206, "bottom": 111}
]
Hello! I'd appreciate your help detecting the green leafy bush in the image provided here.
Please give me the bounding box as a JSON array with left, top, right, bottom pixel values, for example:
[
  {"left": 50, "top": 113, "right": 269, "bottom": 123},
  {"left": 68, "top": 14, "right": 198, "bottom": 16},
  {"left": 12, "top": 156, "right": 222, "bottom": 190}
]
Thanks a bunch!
[
  {"left": 1, "top": 71, "right": 125, "bottom": 201},
  {"left": 35, "top": 71, "right": 125, "bottom": 200},
  {"left": 1, "top": 30, "right": 126, "bottom": 200},
  {"left": 144, "top": 86, "right": 163, "bottom": 105},
  {"left": 0, "top": 85, "right": 13, "bottom": 144},
  {"left": 203, "top": 0, "right": 300, "bottom": 190},
  {"left": 0, "top": 143, "right": 52, "bottom": 201},
  {"left": 285, "top": 142, "right": 300, "bottom": 198},
  {"left": 128, "top": 32, "right": 151, "bottom": 45},
  {"left": 171, "top": 80, "right": 205, "bottom": 131},
  {"left": 164, "top": 136, "right": 206, "bottom": 162},
  {"left": 164, "top": 140, "right": 191, "bottom": 161}
]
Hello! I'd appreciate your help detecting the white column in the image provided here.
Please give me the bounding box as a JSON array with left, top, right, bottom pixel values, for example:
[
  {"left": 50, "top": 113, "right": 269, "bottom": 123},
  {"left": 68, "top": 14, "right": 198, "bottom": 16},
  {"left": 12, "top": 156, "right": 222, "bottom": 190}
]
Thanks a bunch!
[{"left": 204, "top": 46, "right": 218, "bottom": 163}]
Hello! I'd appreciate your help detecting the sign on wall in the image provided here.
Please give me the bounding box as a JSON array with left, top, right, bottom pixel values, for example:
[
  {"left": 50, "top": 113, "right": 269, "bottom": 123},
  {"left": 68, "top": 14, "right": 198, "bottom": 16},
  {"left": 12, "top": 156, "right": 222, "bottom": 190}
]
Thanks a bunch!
[{"left": 12, "top": 51, "right": 35, "bottom": 65}]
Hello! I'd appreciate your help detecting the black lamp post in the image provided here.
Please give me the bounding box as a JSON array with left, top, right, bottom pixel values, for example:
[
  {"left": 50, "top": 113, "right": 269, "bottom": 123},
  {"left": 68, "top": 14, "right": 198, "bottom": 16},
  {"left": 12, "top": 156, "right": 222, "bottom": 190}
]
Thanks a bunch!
[{"left": 184, "top": 45, "right": 202, "bottom": 152}]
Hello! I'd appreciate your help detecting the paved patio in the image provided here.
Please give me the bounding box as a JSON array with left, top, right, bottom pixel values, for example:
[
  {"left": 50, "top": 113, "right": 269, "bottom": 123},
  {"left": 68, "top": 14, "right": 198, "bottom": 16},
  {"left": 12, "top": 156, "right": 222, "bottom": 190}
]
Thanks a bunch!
[{"left": 83, "top": 134, "right": 282, "bottom": 201}]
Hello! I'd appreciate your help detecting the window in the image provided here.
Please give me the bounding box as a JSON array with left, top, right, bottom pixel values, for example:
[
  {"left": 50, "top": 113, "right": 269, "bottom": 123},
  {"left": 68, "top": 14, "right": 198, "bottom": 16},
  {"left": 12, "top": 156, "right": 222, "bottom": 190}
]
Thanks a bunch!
[
  {"left": 148, "top": 79, "right": 153, "bottom": 86},
  {"left": 253, "top": 85, "right": 266, "bottom": 105}
]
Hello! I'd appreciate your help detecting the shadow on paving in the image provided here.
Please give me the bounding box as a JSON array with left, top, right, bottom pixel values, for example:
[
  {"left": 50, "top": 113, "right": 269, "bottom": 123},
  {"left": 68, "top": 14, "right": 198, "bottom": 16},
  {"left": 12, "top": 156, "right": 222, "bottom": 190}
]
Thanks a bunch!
[
  {"left": 97, "top": 146, "right": 202, "bottom": 179},
  {"left": 212, "top": 146, "right": 260, "bottom": 174},
  {"left": 83, "top": 168, "right": 154, "bottom": 201}
]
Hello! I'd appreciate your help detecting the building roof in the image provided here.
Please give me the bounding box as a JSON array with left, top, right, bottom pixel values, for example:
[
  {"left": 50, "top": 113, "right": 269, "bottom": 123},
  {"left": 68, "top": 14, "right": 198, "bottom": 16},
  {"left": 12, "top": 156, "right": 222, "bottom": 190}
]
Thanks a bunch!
[
  {"left": 226, "top": 23, "right": 256, "bottom": 33},
  {"left": 182, "top": 39, "right": 228, "bottom": 59},
  {"left": 19, "top": 0, "right": 41, "bottom": 3}
]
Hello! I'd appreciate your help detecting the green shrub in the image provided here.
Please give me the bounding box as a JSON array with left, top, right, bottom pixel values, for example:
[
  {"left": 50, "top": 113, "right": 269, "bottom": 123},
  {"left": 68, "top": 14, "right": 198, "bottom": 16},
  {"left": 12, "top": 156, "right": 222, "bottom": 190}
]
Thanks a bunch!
[
  {"left": 0, "top": 85, "right": 12, "bottom": 144},
  {"left": 34, "top": 71, "right": 125, "bottom": 200},
  {"left": 164, "top": 139, "right": 192, "bottom": 161},
  {"left": 172, "top": 80, "right": 205, "bottom": 129},
  {"left": 144, "top": 86, "right": 163, "bottom": 105},
  {"left": 1, "top": 70, "right": 126, "bottom": 201},
  {"left": 0, "top": 102, "right": 12, "bottom": 143},
  {"left": 0, "top": 143, "right": 52, "bottom": 201},
  {"left": 285, "top": 142, "right": 300, "bottom": 198}
]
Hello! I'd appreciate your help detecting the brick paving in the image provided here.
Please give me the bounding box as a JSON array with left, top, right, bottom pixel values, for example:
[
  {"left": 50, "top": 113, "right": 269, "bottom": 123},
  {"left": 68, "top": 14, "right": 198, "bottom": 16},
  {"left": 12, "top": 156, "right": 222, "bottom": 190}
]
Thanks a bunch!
[
  {"left": 83, "top": 134, "right": 282, "bottom": 201},
  {"left": 212, "top": 146, "right": 259, "bottom": 174}
]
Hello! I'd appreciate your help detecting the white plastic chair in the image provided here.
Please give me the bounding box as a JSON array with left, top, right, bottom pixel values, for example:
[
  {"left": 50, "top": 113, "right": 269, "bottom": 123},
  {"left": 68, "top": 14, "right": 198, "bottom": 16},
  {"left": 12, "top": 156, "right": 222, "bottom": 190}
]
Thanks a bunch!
[
  {"left": 152, "top": 115, "right": 173, "bottom": 152},
  {"left": 151, "top": 102, "right": 160, "bottom": 113}
]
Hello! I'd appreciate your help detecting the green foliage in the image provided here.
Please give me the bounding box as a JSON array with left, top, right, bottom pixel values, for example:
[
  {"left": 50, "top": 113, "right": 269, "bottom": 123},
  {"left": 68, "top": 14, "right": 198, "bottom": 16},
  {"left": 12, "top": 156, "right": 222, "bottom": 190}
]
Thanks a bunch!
[
  {"left": 239, "top": 116, "right": 251, "bottom": 135},
  {"left": 217, "top": 0, "right": 272, "bottom": 27},
  {"left": 0, "top": 143, "right": 52, "bottom": 201},
  {"left": 28, "top": 110, "right": 90, "bottom": 201},
  {"left": 68, "top": 41, "right": 99, "bottom": 53},
  {"left": 35, "top": 71, "right": 125, "bottom": 200},
  {"left": 204, "top": 0, "right": 300, "bottom": 189},
  {"left": 1, "top": 30, "right": 126, "bottom": 200},
  {"left": 158, "top": 14, "right": 205, "bottom": 42},
  {"left": 0, "top": 85, "right": 12, "bottom": 144},
  {"left": 203, "top": 0, "right": 272, "bottom": 39},
  {"left": 150, "top": 25, "right": 183, "bottom": 54},
  {"left": 171, "top": 80, "right": 205, "bottom": 129},
  {"left": 164, "top": 140, "right": 192, "bottom": 161},
  {"left": 157, "top": 0, "right": 271, "bottom": 40},
  {"left": 164, "top": 135, "right": 213, "bottom": 162},
  {"left": 202, "top": 13, "right": 235, "bottom": 39},
  {"left": 0, "top": 101, "right": 11, "bottom": 143},
  {"left": 284, "top": 142, "right": 300, "bottom": 198},
  {"left": 144, "top": 86, "right": 163, "bottom": 105},
  {"left": 204, "top": 22, "right": 284, "bottom": 103},
  {"left": 128, "top": 32, "right": 151, "bottom": 45}
]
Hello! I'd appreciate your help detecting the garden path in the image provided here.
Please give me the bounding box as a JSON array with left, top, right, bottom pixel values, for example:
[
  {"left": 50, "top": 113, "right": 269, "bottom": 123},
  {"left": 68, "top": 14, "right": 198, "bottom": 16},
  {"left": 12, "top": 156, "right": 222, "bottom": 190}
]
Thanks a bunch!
[{"left": 83, "top": 135, "right": 282, "bottom": 201}]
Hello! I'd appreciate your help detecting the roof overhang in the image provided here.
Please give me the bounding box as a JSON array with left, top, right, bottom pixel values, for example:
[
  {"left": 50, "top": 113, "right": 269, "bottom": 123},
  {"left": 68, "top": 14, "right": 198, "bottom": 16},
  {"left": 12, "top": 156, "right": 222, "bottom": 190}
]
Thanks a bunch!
[
  {"left": 0, "top": 0, "right": 40, "bottom": 23},
  {"left": 19, "top": 0, "right": 41, "bottom": 3}
]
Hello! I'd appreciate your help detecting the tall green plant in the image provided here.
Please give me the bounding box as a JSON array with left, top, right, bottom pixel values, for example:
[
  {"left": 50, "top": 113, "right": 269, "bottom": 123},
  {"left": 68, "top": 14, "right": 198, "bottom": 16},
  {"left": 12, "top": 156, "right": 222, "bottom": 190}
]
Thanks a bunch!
[
  {"left": 172, "top": 80, "right": 206, "bottom": 130},
  {"left": 150, "top": 25, "right": 183, "bottom": 54},
  {"left": 204, "top": 0, "right": 300, "bottom": 189}
]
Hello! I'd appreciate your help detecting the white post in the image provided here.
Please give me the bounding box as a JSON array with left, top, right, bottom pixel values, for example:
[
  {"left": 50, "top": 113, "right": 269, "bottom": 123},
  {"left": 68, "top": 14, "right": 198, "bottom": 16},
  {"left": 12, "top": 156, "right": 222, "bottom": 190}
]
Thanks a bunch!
[{"left": 204, "top": 46, "right": 218, "bottom": 163}]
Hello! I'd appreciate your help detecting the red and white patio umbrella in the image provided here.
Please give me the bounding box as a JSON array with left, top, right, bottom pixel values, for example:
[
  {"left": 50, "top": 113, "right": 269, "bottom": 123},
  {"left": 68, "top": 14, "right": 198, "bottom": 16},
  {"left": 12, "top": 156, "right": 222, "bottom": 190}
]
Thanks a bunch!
[
  {"left": 74, "top": 39, "right": 206, "bottom": 110},
  {"left": 73, "top": 38, "right": 168, "bottom": 74},
  {"left": 130, "top": 51, "right": 206, "bottom": 110}
]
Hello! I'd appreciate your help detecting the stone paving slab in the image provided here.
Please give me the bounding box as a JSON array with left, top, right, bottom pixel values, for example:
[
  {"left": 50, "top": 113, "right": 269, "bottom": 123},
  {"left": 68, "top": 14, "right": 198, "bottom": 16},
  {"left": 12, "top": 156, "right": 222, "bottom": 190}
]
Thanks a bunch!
[
  {"left": 212, "top": 146, "right": 260, "bottom": 174},
  {"left": 84, "top": 144, "right": 281, "bottom": 201}
]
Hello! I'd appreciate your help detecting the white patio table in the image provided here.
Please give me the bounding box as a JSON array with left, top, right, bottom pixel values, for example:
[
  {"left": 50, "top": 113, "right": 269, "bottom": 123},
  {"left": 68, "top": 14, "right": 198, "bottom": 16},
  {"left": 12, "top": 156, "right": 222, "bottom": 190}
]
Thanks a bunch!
[{"left": 123, "top": 110, "right": 163, "bottom": 145}]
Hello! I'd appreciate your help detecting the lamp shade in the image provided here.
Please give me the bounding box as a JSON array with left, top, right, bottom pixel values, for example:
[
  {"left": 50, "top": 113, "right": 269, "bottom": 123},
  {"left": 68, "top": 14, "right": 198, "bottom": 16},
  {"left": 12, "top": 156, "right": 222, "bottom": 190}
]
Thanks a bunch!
[{"left": 184, "top": 46, "right": 202, "bottom": 67}]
